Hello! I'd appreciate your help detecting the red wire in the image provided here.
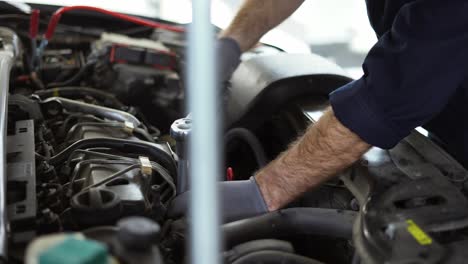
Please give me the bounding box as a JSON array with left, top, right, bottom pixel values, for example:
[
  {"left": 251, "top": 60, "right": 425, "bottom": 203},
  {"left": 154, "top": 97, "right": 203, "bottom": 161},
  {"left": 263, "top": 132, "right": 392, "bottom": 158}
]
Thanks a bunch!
[
  {"left": 29, "top": 9, "right": 40, "bottom": 39},
  {"left": 45, "top": 5, "right": 185, "bottom": 40},
  {"left": 226, "top": 167, "right": 234, "bottom": 181}
]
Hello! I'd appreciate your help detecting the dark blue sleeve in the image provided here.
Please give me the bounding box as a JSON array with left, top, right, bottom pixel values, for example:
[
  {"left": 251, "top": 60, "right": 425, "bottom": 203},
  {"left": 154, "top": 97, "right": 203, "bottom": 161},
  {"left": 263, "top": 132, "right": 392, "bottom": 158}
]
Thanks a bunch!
[{"left": 329, "top": 0, "right": 468, "bottom": 149}]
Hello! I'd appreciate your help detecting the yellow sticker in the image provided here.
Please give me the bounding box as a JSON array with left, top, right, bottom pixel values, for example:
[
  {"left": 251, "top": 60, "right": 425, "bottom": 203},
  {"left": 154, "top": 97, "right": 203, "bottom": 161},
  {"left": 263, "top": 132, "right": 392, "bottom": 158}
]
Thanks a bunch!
[
  {"left": 406, "top": 219, "right": 432, "bottom": 245},
  {"left": 53, "top": 88, "right": 59, "bottom": 97}
]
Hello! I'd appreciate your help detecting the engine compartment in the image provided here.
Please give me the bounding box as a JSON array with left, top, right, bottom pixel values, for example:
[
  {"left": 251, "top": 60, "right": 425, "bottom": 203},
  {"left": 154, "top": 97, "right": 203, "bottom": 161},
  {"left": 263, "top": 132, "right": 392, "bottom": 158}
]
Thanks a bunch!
[{"left": 1, "top": 4, "right": 468, "bottom": 264}]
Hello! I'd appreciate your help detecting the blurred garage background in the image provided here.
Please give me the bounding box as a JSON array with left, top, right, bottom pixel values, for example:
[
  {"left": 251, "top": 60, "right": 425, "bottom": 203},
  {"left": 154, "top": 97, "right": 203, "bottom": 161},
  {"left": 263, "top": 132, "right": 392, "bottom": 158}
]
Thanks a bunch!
[{"left": 21, "top": 0, "right": 377, "bottom": 78}]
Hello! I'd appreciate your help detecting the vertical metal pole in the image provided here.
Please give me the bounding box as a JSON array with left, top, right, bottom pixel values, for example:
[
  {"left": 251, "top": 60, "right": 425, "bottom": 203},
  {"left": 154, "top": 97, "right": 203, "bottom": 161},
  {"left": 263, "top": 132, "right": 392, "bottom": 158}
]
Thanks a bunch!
[{"left": 188, "top": 0, "right": 221, "bottom": 264}]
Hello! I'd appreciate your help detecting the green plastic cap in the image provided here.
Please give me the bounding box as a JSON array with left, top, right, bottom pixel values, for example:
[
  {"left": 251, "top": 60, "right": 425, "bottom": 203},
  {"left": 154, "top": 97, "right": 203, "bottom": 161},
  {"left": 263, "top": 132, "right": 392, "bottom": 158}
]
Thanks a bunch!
[{"left": 39, "top": 237, "right": 108, "bottom": 264}]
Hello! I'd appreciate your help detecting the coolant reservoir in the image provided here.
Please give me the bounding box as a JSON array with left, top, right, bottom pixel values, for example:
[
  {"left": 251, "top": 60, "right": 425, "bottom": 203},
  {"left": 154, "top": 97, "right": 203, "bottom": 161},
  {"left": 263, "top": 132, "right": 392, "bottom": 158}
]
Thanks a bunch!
[{"left": 25, "top": 233, "right": 116, "bottom": 264}]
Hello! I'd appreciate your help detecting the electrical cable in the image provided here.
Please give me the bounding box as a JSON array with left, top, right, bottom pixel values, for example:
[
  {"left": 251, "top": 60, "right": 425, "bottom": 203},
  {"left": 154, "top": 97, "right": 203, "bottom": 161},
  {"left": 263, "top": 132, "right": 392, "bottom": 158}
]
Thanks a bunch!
[
  {"left": 64, "top": 121, "right": 125, "bottom": 143},
  {"left": 30, "top": 71, "right": 45, "bottom": 89},
  {"left": 134, "top": 127, "right": 156, "bottom": 142},
  {"left": 67, "top": 159, "right": 135, "bottom": 195},
  {"left": 150, "top": 161, "right": 176, "bottom": 198},
  {"left": 45, "top": 62, "right": 95, "bottom": 88},
  {"left": 65, "top": 149, "right": 176, "bottom": 199},
  {"left": 0, "top": 14, "right": 168, "bottom": 37},
  {"left": 43, "top": 96, "right": 142, "bottom": 126},
  {"left": 0, "top": 14, "right": 102, "bottom": 37},
  {"left": 63, "top": 121, "right": 155, "bottom": 143},
  {"left": 29, "top": 9, "right": 39, "bottom": 70},
  {"left": 75, "top": 161, "right": 175, "bottom": 201},
  {"left": 29, "top": 9, "right": 40, "bottom": 39},
  {"left": 44, "top": 5, "right": 185, "bottom": 41},
  {"left": 47, "top": 138, "right": 178, "bottom": 178},
  {"left": 66, "top": 149, "right": 134, "bottom": 166},
  {"left": 37, "top": 5, "right": 185, "bottom": 58},
  {"left": 59, "top": 114, "right": 105, "bottom": 136},
  {"left": 80, "top": 164, "right": 141, "bottom": 192},
  {"left": 56, "top": 113, "right": 102, "bottom": 139},
  {"left": 34, "top": 87, "right": 127, "bottom": 109}
]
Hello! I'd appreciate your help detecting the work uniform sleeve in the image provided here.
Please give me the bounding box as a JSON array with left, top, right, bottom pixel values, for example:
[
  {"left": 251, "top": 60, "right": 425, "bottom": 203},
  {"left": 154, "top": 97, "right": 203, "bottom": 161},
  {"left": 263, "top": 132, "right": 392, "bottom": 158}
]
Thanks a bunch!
[{"left": 329, "top": 0, "right": 468, "bottom": 149}]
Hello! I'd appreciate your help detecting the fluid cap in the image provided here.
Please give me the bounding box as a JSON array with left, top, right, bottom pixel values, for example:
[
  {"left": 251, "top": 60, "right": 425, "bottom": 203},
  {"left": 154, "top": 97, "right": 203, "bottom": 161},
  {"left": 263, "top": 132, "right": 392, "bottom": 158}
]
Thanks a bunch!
[
  {"left": 170, "top": 117, "right": 192, "bottom": 141},
  {"left": 117, "top": 216, "right": 161, "bottom": 250}
]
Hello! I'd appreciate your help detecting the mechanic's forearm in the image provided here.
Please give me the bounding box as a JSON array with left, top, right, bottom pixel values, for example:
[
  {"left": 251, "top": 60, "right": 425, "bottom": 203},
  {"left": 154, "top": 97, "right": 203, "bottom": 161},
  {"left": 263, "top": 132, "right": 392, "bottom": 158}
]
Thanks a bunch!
[
  {"left": 255, "top": 109, "right": 371, "bottom": 211},
  {"left": 220, "top": 0, "right": 304, "bottom": 51}
]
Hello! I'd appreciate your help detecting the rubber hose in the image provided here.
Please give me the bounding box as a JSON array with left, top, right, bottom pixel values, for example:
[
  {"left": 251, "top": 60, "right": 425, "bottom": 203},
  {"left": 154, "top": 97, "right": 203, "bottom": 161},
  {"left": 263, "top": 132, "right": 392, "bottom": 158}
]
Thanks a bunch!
[
  {"left": 223, "top": 208, "right": 356, "bottom": 248},
  {"left": 35, "top": 87, "right": 126, "bottom": 109},
  {"left": 232, "top": 250, "right": 324, "bottom": 264},
  {"left": 225, "top": 127, "right": 268, "bottom": 167}
]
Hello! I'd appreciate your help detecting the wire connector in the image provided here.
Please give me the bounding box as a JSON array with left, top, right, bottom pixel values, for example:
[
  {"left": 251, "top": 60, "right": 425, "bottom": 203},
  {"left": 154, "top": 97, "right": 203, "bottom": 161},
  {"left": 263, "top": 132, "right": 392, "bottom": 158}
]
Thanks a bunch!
[
  {"left": 123, "top": 121, "right": 135, "bottom": 134},
  {"left": 139, "top": 156, "right": 152, "bottom": 175}
]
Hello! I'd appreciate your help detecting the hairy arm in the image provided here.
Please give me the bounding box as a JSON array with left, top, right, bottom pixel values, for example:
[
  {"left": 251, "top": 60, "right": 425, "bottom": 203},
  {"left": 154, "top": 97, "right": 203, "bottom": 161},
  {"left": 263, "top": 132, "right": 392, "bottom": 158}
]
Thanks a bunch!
[
  {"left": 220, "top": 0, "right": 305, "bottom": 51},
  {"left": 255, "top": 109, "right": 371, "bottom": 211}
]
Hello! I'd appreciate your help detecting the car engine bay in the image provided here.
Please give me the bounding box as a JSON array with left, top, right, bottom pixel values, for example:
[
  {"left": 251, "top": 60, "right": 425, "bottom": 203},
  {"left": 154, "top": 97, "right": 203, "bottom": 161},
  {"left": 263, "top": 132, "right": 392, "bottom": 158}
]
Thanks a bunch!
[{"left": 1, "top": 3, "right": 468, "bottom": 264}]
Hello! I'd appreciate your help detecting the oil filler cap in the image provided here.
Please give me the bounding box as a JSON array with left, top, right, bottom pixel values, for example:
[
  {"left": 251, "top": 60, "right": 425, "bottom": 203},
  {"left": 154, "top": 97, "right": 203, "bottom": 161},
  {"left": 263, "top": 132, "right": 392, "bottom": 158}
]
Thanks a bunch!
[
  {"left": 39, "top": 237, "right": 108, "bottom": 264},
  {"left": 117, "top": 216, "right": 161, "bottom": 251}
]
